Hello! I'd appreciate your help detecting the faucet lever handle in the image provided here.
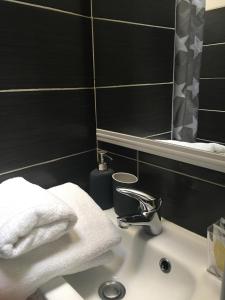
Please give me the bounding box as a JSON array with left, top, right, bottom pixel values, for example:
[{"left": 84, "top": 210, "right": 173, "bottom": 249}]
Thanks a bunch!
[
  {"left": 142, "top": 198, "right": 162, "bottom": 218},
  {"left": 116, "top": 187, "right": 160, "bottom": 212}
]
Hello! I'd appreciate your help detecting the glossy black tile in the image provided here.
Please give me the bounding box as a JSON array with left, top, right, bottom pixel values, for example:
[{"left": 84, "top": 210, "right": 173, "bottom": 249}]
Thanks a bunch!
[
  {"left": 15, "top": 0, "right": 91, "bottom": 16},
  {"left": 199, "top": 79, "right": 225, "bottom": 110},
  {"left": 96, "top": 85, "right": 172, "bottom": 137},
  {"left": 0, "top": 150, "right": 97, "bottom": 191},
  {"left": 204, "top": 7, "right": 225, "bottom": 44},
  {"left": 94, "top": 20, "right": 174, "bottom": 86},
  {"left": 201, "top": 45, "right": 225, "bottom": 78},
  {"left": 93, "top": 0, "right": 175, "bottom": 28},
  {"left": 98, "top": 142, "right": 137, "bottom": 160},
  {"left": 110, "top": 154, "right": 138, "bottom": 177},
  {"left": 0, "top": 1, "right": 93, "bottom": 89},
  {"left": 0, "top": 90, "right": 96, "bottom": 173},
  {"left": 198, "top": 110, "right": 225, "bottom": 144},
  {"left": 139, "top": 151, "right": 225, "bottom": 187},
  {"left": 138, "top": 161, "right": 225, "bottom": 236}
]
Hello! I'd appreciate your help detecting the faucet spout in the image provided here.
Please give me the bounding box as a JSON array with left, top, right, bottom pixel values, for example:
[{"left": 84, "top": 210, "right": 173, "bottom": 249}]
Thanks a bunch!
[{"left": 116, "top": 188, "right": 162, "bottom": 236}]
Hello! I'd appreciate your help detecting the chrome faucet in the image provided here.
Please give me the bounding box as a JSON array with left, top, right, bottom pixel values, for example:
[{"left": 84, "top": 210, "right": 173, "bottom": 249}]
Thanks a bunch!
[{"left": 116, "top": 188, "right": 162, "bottom": 236}]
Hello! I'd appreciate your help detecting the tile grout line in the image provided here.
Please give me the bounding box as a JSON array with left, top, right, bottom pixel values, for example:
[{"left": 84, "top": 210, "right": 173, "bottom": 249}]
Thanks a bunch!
[
  {"left": 94, "top": 16, "right": 175, "bottom": 30},
  {"left": 143, "top": 131, "right": 172, "bottom": 139},
  {"left": 136, "top": 151, "right": 139, "bottom": 179},
  {"left": 200, "top": 77, "right": 225, "bottom": 80},
  {"left": 97, "top": 128, "right": 170, "bottom": 139},
  {"left": 0, "top": 87, "right": 94, "bottom": 93},
  {"left": 0, "top": 82, "right": 173, "bottom": 94},
  {"left": 0, "top": 148, "right": 96, "bottom": 177},
  {"left": 171, "top": 1, "right": 177, "bottom": 140},
  {"left": 2, "top": 0, "right": 176, "bottom": 30},
  {"left": 90, "top": 0, "right": 99, "bottom": 152},
  {"left": 203, "top": 42, "right": 225, "bottom": 47},
  {"left": 2, "top": 0, "right": 91, "bottom": 19},
  {"left": 96, "top": 82, "right": 173, "bottom": 89},
  {"left": 139, "top": 159, "right": 225, "bottom": 188},
  {"left": 199, "top": 109, "right": 225, "bottom": 113}
]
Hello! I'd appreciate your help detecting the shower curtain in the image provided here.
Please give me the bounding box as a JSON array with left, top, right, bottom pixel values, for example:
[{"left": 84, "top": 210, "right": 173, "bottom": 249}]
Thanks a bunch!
[{"left": 172, "top": 0, "right": 205, "bottom": 142}]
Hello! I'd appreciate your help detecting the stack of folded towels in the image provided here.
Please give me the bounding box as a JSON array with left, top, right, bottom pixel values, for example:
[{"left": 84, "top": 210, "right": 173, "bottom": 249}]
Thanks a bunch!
[{"left": 0, "top": 178, "right": 121, "bottom": 300}]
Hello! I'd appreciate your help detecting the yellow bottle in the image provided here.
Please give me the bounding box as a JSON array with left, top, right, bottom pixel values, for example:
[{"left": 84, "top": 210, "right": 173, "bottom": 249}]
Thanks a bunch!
[{"left": 214, "top": 239, "right": 225, "bottom": 273}]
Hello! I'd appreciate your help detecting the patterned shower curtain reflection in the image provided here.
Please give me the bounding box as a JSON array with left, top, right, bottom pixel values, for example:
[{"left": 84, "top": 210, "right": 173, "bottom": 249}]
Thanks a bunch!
[{"left": 172, "top": 0, "right": 205, "bottom": 142}]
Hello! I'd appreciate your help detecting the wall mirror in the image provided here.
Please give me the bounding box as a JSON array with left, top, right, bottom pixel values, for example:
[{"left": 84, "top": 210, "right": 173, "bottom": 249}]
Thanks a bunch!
[{"left": 96, "top": 0, "right": 225, "bottom": 173}]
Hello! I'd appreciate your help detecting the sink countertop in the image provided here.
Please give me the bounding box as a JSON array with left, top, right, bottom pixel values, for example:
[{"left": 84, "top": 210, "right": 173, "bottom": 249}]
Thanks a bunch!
[{"left": 41, "top": 208, "right": 221, "bottom": 300}]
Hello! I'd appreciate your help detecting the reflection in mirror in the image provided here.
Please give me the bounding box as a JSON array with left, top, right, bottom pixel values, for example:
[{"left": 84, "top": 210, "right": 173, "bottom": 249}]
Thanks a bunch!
[
  {"left": 96, "top": 0, "right": 225, "bottom": 158},
  {"left": 158, "top": 0, "right": 225, "bottom": 154},
  {"left": 95, "top": 0, "right": 225, "bottom": 238}
]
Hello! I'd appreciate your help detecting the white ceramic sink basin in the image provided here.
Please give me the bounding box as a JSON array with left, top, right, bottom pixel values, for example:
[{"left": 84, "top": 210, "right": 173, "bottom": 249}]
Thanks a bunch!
[{"left": 42, "top": 209, "right": 221, "bottom": 300}]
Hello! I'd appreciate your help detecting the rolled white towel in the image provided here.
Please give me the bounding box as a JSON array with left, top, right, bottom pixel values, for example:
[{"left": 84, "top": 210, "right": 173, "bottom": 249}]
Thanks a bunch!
[
  {"left": 0, "top": 178, "right": 77, "bottom": 259},
  {"left": 0, "top": 183, "right": 121, "bottom": 300}
]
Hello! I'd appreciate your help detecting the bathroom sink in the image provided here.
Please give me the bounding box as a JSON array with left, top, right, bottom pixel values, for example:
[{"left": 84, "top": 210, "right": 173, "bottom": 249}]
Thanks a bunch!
[{"left": 42, "top": 209, "right": 221, "bottom": 299}]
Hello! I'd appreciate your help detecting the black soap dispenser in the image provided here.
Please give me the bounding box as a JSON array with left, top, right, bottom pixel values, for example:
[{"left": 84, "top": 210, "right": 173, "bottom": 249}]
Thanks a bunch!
[{"left": 89, "top": 151, "right": 114, "bottom": 209}]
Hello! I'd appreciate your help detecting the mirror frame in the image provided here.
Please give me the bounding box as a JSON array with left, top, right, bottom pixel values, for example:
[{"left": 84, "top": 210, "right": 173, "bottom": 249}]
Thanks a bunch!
[{"left": 97, "top": 129, "right": 225, "bottom": 173}]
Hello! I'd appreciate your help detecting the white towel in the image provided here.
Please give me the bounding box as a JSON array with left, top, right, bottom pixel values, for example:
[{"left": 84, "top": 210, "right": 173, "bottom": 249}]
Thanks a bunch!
[
  {"left": 157, "top": 140, "right": 225, "bottom": 154},
  {"left": 0, "top": 178, "right": 77, "bottom": 259},
  {"left": 0, "top": 183, "right": 121, "bottom": 300}
]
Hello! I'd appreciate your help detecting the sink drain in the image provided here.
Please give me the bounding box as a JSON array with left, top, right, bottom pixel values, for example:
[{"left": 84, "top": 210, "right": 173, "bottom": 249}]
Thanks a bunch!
[
  {"left": 159, "top": 258, "right": 172, "bottom": 273},
  {"left": 98, "top": 281, "right": 126, "bottom": 300}
]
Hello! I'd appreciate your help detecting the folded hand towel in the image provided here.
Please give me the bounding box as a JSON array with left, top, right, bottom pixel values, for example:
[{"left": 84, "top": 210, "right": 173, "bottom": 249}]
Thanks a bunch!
[
  {"left": 0, "top": 183, "right": 121, "bottom": 300},
  {"left": 0, "top": 178, "right": 77, "bottom": 259},
  {"left": 157, "top": 140, "right": 225, "bottom": 154},
  {"left": 29, "top": 252, "right": 113, "bottom": 300}
]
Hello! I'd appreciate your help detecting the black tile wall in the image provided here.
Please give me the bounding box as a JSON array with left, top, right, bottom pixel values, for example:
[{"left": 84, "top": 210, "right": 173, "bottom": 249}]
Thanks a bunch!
[
  {"left": 198, "top": 111, "right": 225, "bottom": 144},
  {"left": 93, "top": 0, "right": 175, "bottom": 138},
  {"left": 0, "top": 0, "right": 96, "bottom": 190},
  {"left": 199, "top": 7, "right": 225, "bottom": 144},
  {"left": 108, "top": 154, "right": 138, "bottom": 177},
  {"left": 0, "top": 150, "right": 97, "bottom": 191},
  {"left": 138, "top": 160, "right": 225, "bottom": 237},
  {"left": 15, "top": 0, "right": 91, "bottom": 15},
  {"left": 94, "top": 20, "right": 174, "bottom": 86},
  {"left": 0, "top": 90, "right": 96, "bottom": 173},
  {"left": 96, "top": 85, "right": 173, "bottom": 137},
  {"left": 204, "top": 7, "right": 225, "bottom": 44},
  {"left": 93, "top": 0, "right": 176, "bottom": 28},
  {"left": 139, "top": 151, "right": 225, "bottom": 187},
  {"left": 99, "top": 142, "right": 225, "bottom": 236},
  {"left": 0, "top": 1, "right": 93, "bottom": 89},
  {"left": 98, "top": 141, "right": 137, "bottom": 160},
  {"left": 201, "top": 45, "right": 225, "bottom": 78},
  {"left": 199, "top": 79, "right": 225, "bottom": 110}
]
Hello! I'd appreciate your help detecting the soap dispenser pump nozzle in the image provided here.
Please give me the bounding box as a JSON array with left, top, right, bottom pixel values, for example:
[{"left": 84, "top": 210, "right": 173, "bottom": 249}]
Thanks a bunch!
[{"left": 98, "top": 150, "right": 112, "bottom": 171}]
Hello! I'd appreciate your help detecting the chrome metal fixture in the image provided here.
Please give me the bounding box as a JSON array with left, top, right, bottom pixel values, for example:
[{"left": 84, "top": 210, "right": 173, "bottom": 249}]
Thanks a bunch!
[
  {"left": 116, "top": 188, "right": 162, "bottom": 236},
  {"left": 159, "top": 258, "right": 172, "bottom": 274},
  {"left": 98, "top": 281, "right": 126, "bottom": 300}
]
